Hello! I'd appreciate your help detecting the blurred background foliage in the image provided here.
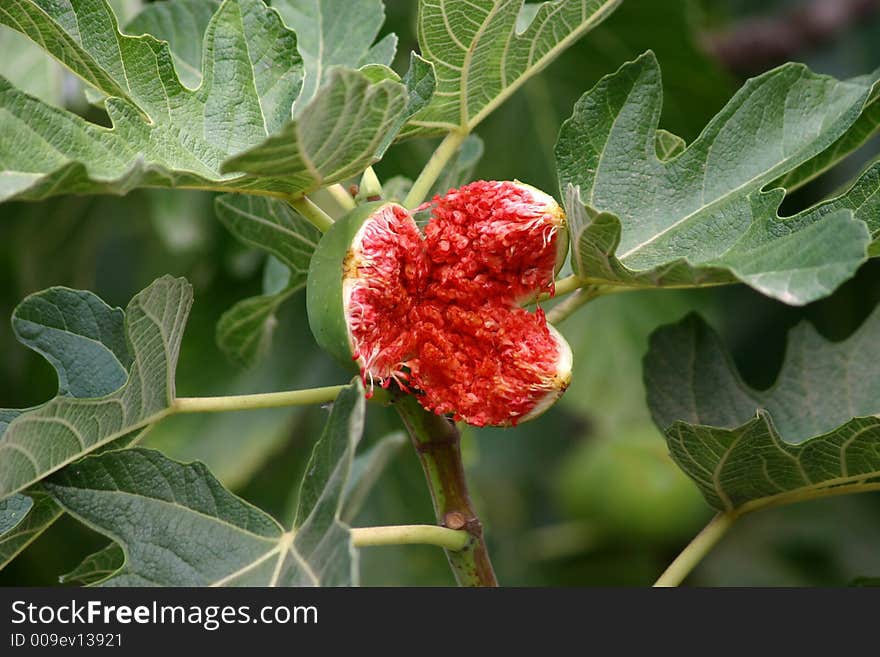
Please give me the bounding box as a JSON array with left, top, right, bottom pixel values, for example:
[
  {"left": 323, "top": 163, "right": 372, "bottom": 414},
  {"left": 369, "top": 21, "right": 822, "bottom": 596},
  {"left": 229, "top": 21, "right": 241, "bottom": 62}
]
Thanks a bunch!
[{"left": 3, "top": 0, "right": 880, "bottom": 586}]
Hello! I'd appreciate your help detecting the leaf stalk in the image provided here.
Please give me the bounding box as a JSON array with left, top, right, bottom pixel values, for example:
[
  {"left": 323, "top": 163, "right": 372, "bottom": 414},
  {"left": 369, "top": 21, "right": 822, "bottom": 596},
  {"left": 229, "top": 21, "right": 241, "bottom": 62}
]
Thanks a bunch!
[
  {"left": 172, "top": 385, "right": 388, "bottom": 413},
  {"left": 326, "top": 184, "right": 357, "bottom": 211},
  {"left": 404, "top": 130, "right": 468, "bottom": 209},
  {"left": 653, "top": 512, "right": 736, "bottom": 587},
  {"left": 289, "top": 196, "right": 335, "bottom": 232},
  {"left": 351, "top": 524, "right": 469, "bottom": 551},
  {"left": 546, "top": 286, "right": 602, "bottom": 324}
]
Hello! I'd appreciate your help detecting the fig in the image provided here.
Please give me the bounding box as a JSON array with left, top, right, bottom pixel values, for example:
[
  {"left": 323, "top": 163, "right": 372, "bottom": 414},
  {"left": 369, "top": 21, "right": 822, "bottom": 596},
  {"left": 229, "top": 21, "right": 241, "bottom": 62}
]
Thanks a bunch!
[{"left": 307, "top": 180, "right": 572, "bottom": 427}]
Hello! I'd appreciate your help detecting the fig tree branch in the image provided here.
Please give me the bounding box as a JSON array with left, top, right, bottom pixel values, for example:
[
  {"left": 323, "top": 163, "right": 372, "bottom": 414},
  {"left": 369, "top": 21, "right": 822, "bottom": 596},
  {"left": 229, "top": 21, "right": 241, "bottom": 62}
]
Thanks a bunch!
[{"left": 393, "top": 393, "right": 499, "bottom": 587}]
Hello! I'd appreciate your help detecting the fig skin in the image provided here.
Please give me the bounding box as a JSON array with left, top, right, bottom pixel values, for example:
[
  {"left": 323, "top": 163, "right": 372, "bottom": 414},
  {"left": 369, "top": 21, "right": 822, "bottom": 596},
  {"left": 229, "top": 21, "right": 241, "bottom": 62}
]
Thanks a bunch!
[{"left": 306, "top": 200, "right": 394, "bottom": 372}]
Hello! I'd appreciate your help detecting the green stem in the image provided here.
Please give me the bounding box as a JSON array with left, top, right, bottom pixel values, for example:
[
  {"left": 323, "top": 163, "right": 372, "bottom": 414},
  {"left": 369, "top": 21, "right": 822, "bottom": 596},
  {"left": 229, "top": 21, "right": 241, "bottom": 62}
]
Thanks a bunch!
[
  {"left": 404, "top": 131, "right": 467, "bottom": 209},
  {"left": 653, "top": 512, "right": 736, "bottom": 587},
  {"left": 552, "top": 274, "right": 582, "bottom": 298},
  {"left": 351, "top": 525, "right": 469, "bottom": 551},
  {"left": 327, "top": 184, "right": 357, "bottom": 211},
  {"left": 290, "top": 196, "right": 335, "bottom": 232},
  {"left": 173, "top": 385, "right": 349, "bottom": 414},
  {"left": 358, "top": 166, "right": 384, "bottom": 200},
  {"left": 546, "top": 286, "right": 601, "bottom": 325},
  {"left": 394, "top": 394, "right": 499, "bottom": 587}
]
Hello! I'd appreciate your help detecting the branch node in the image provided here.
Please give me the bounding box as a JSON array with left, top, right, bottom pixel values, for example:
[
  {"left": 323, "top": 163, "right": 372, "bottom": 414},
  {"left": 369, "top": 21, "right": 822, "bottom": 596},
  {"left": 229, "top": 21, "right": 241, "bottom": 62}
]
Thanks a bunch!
[{"left": 444, "top": 511, "right": 467, "bottom": 530}]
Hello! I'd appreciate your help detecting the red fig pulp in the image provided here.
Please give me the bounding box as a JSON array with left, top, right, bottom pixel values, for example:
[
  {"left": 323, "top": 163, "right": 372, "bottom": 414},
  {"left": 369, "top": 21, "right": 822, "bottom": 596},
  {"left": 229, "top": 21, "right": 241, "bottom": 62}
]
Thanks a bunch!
[{"left": 315, "top": 180, "right": 572, "bottom": 427}]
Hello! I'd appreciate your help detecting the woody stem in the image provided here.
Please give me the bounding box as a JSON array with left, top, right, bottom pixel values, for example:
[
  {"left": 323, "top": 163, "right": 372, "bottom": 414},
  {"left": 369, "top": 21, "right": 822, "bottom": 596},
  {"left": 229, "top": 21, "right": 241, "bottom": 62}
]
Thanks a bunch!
[{"left": 394, "top": 394, "right": 499, "bottom": 587}]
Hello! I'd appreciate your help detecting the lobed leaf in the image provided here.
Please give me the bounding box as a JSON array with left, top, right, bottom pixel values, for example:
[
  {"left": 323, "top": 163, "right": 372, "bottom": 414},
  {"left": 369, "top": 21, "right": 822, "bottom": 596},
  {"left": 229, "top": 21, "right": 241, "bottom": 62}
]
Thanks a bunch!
[
  {"left": 0, "top": 276, "right": 192, "bottom": 499},
  {"left": 60, "top": 543, "right": 125, "bottom": 585},
  {"left": 213, "top": 194, "right": 320, "bottom": 366},
  {"left": 342, "top": 431, "right": 406, "bottom": 523},
  {"left": 407, "top": 0, "right": 621, "bottom": 135},
  {"left": 272, "top": 0, "right": 397, "bottom": 106},
  {"left": 430, "top": 134, "right": 484, "bottom": 198},
  {"left": 215, "top": 291, "right": 297, "bottom": 368},
  {"left": 0, "top": 491, "right": 64, "bottom": 571},
  {"left": 556, "top": 52, "right": 880, "bottom": 305},
  {"left": 0, "top": 286, "right": 158, "bottom": 568},
  {"left": 215, "top": 195, "right": 319, "bottom": 274},
  {"left": 44, "top": 382, "right": 366, "bottom": 586},
  {"left": 772, "top": 81, "right": 880, "bottom": 193},
  {"left": 125, "top": 0, "right": 220, "bottom": 89},
  {"left": 0, "top": 25, "right": 66, "bottom": 106},
  {"left": 0, "top": 0, "right": 408, "bottom": 202},
  {"left": 0, "top": 495, "right": 33, "bottom": 536},
  {"left": 218, "top": 67, "right": 407, "bottom": 186},
  {"left": 64, "top": 423, "right": 397, "bottom": 584},
  {"left": 12, "top": 288, "right": 131, "bottom": 399},
  {"left": 644, "top": 309, "right": 880, "bottom": 512}
]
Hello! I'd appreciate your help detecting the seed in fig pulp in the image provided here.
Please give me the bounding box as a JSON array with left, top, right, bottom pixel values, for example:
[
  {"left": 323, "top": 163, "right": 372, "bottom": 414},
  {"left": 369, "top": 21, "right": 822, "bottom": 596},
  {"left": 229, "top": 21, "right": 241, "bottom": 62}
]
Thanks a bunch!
[{"left": 306, "top": 181, "right": 572, "bottom": 427}]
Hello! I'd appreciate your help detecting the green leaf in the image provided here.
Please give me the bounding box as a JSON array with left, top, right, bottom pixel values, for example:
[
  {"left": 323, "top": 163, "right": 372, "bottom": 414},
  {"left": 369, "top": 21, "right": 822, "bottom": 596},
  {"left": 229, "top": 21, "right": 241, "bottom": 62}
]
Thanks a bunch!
[
  {"left": 0, "top": 494, "right": 32, "bottom": 535},
  {"left": 60, "top": 543, "right": 125, "bottom": 585},
  {"left": 45, "top": 382, "right": 366, "bottom": 586},
  {"left": 272, "top": 0, "right": 397, "bottom": 105},
  {"left": 654, "top": 129, "right": 685, "bottom": 161},
  {"left": 360, "top": 52, "right": 437, "bottom": 156},
  {"left": 361, "top": 34, "right": 397, "bottom": 69},
  {"left": 0, "top": 288, "right": 153, "bottom": 568},
  {"left": 125, "top": 0, "right": 220, "bottom": 89},
  {"left": 556, "top": 52, "right": 878, "bottom": 305},
  {"left": 0, "top": 276, "right": 192, "bottom": 499},
  {"left": 430, "top": 134, "right": 484, "bottom": 197},
  {"left": 0, "top": 25, "right": 66, "bottom": 106},
  {"left": 342, "top": 431, "right": 407, "bottom": 523},
  {"left": 216, "top": 290, "right": 298, "bottom": 368},
  {"left": 263, "top": 255, "right": 293, "bottom": 295},
  {"left": 381, "top": 176, "right": 413, "bottom": 203},
  {"left": 400, "top": 53, "right": 438, "bottom": 120},
  {"left": 12, "top": 288, "right": 130, "bottom": 399},
  {"left": 215, "top": 195, "right": 320, "bottom": 273},
  {"left": 218, "top": 67, "right": 407, "bottom": 184},
  {"left": 644, "top": 309, "right": 880, "bottom": 513},
  {"left": 773, "top": 82, "right": 880, "bottom": 192},
  {"left": 0, "top": 0, "right": 408, "bottom": 202},
  {"left": 406, "top": 0, "right": 620, "bottom": 134},
  {"left": 108, "top": 0, "right": 143, "bottom": 24},
  {"left": 214, "top": 194, "right": 320, "bottom": 366},
  {"left": 0, "top": 491, "right": 64, "bottom": 570}
]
